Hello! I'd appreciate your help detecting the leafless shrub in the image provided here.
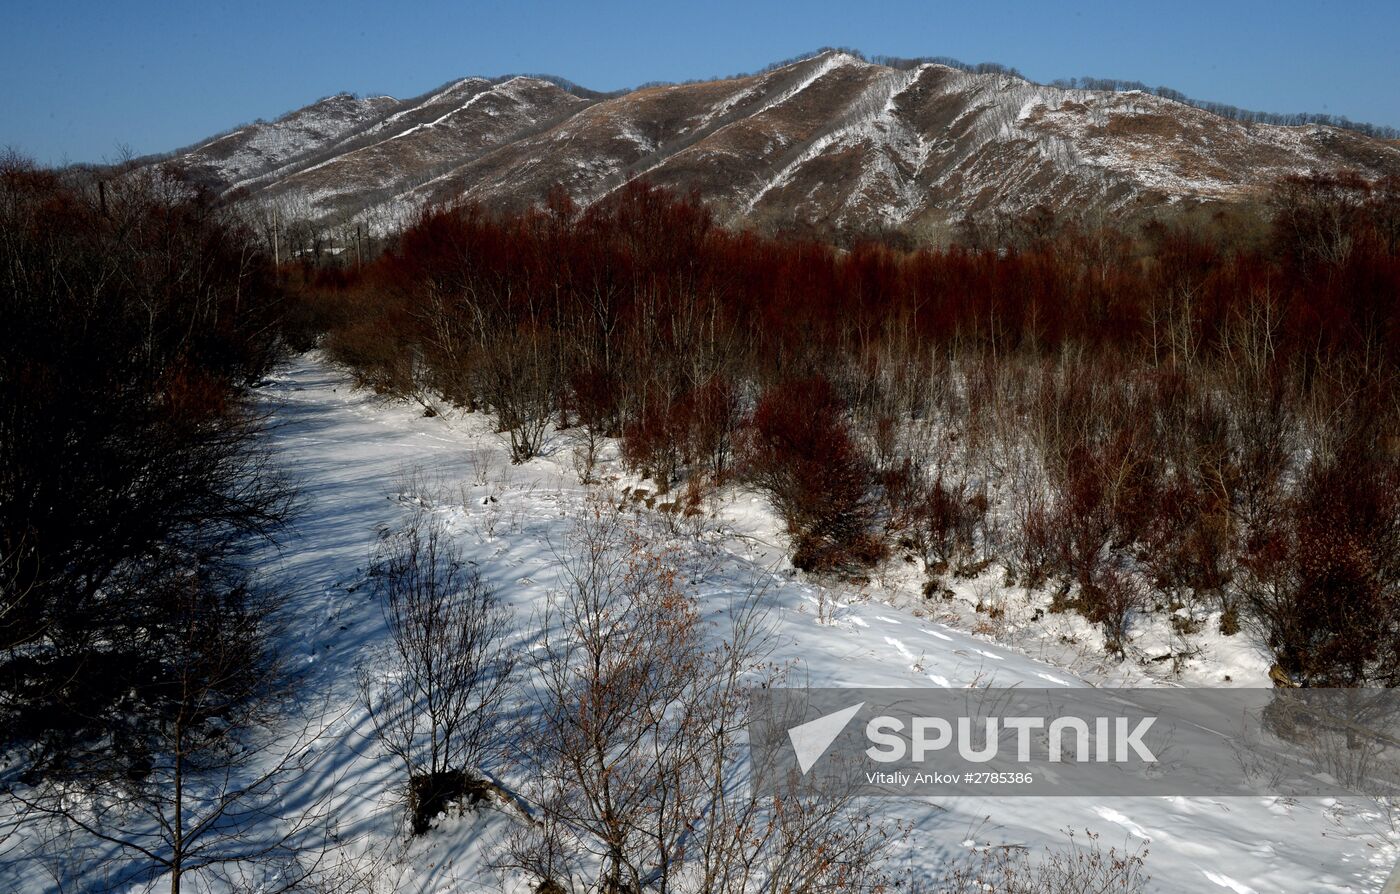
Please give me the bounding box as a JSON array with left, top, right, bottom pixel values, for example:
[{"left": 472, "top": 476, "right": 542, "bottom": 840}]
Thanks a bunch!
[
  {"left": 465, "top": 448, "right": 500, "bottom": 489},
  {"left": 474, "top": 326, "right": 558, "bottom": 463},
  {"left": 1236, "top": 445, "right": 1400, "bottom": 687},
  {"left": 502, "top": 501, "right": 901, "bottom": 893},
  {"left": 567, "top": 426, "right": 603, "bottom": 484},
  {"left": 740, "top": 377, "right": 886, "bottom": 574},
  {"left": 5, "top": 584, "right": 340, "bottom": 894},
  {"left": 906, "top": 472, "right": 989, "bottom": 578},
  {"left": 934, "top": 829, "right": 1150, "bottom": 893},
  {"left": 359, "top": 509, "right": 515, "bottom": 834}
]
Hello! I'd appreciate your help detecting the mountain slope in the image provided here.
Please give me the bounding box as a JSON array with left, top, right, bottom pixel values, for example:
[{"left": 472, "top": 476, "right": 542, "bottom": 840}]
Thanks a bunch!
[
  {"left": 168, "top": 51, "right": 1400, "bottom": 235},
  {"left": 176, "top": 92, "right": 400, "bottom": 190}
]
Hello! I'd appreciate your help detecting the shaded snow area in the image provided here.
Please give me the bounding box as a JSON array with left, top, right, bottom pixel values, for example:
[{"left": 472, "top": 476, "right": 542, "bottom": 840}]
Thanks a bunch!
[{"left": 7, "top": 353, "right": 1397, "bottom": 893}]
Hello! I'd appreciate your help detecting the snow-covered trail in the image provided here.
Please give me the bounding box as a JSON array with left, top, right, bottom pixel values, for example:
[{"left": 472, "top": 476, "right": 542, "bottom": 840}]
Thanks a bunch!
[{"left": 242, "top": 354, "right": 1398, "bottom": 894}]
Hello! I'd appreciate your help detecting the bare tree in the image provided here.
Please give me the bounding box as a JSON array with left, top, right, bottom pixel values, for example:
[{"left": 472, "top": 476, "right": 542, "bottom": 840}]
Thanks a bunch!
[
  {"left": 502, "top": 501, "right": 902, "bottom": 894},
  {"left": 475, "top": 325, "right": 559, "bottom": 463},
  {"left": 506, "top": 504, "right": 703, "bottom": 891},
  {"left": 4, "top": 582, "right": 339, "bottom": 894},
  {"left": 359, "top": 508, "right": 515, "bottom": 834}
]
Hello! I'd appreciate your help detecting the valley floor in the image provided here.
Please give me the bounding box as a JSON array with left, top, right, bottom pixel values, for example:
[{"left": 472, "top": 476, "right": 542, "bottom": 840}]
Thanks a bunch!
[{"left": 10, "top": 352, "right": 1398, "bottom": 893}]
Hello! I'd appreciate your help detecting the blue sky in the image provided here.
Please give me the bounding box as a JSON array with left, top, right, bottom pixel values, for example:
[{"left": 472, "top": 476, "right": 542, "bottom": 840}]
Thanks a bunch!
[{"left": 5, "top": 0, "right": 1398, "bottom": 164}]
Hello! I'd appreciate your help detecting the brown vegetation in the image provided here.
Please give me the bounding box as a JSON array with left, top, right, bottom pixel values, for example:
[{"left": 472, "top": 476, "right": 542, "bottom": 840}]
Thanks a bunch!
[{"left": 294, "top": 171, "right": 1400, "bottom": 680}]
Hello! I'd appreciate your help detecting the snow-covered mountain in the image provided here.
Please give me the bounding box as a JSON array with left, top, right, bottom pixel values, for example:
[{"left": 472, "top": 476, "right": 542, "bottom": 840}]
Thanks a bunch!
[{"left": 168, "top": 50, "right": 1400, "bottom": 234}]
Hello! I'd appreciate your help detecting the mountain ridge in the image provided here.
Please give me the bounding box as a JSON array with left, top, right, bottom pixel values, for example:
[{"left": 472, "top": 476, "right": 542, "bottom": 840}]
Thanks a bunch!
[{"left": 160, "top": 50, "right": 1400, "bottom": 238}]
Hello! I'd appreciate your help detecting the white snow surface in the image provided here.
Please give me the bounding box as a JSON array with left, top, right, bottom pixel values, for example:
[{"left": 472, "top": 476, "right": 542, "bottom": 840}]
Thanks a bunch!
[
  {"left": 182, "top": 94, "right": 393, "bottom": 188},
  {"left": 5, "top": 353, "right": 1397, "bottom": 892}
]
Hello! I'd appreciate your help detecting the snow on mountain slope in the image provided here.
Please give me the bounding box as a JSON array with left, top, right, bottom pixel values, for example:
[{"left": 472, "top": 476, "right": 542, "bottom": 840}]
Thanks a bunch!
[
  {"left": 267, "top": 77, "right": 591, "bottom": 220},
  {"left": 174, "top": 93, "right": 399, "bottom": 188},
  {"left": 163, "top": 50, "right": 1400, "bottom": 238},
  {"left": 7, "top": 353, "right": 1386, "bottom": 893}
]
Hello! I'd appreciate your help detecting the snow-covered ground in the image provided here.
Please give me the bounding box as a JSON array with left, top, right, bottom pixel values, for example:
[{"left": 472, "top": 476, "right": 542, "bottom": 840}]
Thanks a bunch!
[{"left": 7, "top": 353, "right": 1397, "bottom": 892}]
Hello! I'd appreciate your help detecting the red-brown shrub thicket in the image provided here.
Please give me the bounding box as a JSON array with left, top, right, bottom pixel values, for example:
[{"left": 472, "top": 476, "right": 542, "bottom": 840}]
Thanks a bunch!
[
  {"left": 294, "top": 172, "right": 1400, "bottom": 669},
  {"left": 739, "top": 378, "right": 886, "bottom": 573},
  {"left": 1241, "top": 443, "right": 1400, "bottom": 686}
]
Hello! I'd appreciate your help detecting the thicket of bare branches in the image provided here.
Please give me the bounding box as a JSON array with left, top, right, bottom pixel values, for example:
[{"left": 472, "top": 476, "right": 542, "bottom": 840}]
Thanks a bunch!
[
  {"left": 502, "top": 502, "right": 902, "bottom": 894},
  {"left": 359, "top": 507, "right": 515, "bottom": 834},
  {"left": 0, "top": 155, "right": 294, "bottom": 778},
  {"left": 1, "top": 579, "right": 345, "bottom": 894},
  {"left": 0, "top": 154, "right": 341, "bottom": 894},
  {"left": 295, "top": 171, "right": 1400, "bottom": 679},
  {"left": 933, "top": 829, "right": 1150, "bottom": 894},
  {"left": 740, "top": 377, "right": 887, "bottom": 573}
]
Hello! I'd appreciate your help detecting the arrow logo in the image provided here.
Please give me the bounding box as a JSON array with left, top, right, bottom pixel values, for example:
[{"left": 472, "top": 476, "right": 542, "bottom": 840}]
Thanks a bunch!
[{"left": 788, "top": 702, "right": 865, "bottom": 774}]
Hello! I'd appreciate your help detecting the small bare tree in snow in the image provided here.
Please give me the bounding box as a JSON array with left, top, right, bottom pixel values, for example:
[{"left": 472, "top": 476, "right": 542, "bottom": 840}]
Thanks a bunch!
[
  {"left": 501, "top": 500, "right": 902, "bottom": 894},
  {"left": 359, "top": 508, "right": 515, "bottom": 834},
  {"left": 3, "top": 582, "right": 340, "bottom": 894}
]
